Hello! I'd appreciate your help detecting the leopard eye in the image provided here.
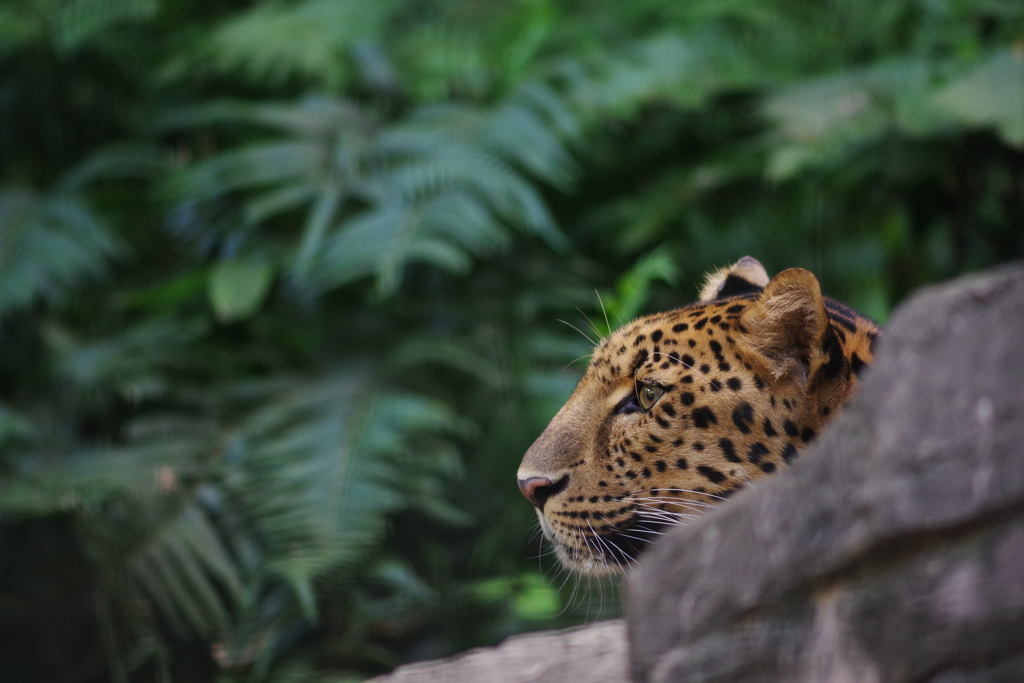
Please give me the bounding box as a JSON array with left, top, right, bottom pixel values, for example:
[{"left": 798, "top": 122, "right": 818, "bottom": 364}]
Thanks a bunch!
[{"left": 637, "top": 382, "right": 665, "bottom": 411}]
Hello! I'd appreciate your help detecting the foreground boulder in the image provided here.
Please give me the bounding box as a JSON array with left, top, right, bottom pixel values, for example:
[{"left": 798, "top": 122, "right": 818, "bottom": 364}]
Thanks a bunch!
[
  {"left": 628, "top": 262, "right": 1024, "bottom": 682},
  {"left": 368, "top": 620, "right": 627, "bottom": 683}
]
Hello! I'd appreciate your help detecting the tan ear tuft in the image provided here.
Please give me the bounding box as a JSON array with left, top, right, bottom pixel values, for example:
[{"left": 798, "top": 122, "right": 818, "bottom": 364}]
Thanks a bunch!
[
  {"left": 699, "top": 256, "right": 771, "bottom": 302},
  {"left": 740, "top": 268, "right": 828, "bottom": 382}
]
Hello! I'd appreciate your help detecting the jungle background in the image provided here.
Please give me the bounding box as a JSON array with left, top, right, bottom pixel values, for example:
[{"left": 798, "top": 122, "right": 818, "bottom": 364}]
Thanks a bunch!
[{"left": 0, "top": 0, "right": 1022, "bottom": 681}]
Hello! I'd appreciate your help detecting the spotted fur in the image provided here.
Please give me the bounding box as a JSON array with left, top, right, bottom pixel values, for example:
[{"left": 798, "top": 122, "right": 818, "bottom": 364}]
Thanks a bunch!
[{"left": 516, "top": 257, "right": 879, "bottom": 576}]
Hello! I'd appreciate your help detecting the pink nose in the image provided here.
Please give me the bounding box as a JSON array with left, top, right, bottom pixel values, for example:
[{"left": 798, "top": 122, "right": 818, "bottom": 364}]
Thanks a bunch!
[{"left": 517, "top": 476, "right": 566, "bottom": 509}]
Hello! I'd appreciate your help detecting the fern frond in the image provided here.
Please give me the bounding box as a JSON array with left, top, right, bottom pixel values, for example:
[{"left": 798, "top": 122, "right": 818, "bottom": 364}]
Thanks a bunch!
[
  {"left": 130, "top": 504, "right": 245, "bottom": 637},
  {"left": 0, "top": 189, "right": 121, "bottom": 318},
  {"left": 225, "top": 370, "right": 468, "bottom": 618},
  {"left": 52, "top": 0, "right": 158, "bottom": 52},
  {"left": 169, "top": 92, "right": 574, "bottom": 296},
  {"left": 44, "top": 318, "right": 206, "bottom": 402},
  {"left": 185, "top": 0, "right": 394, "bottom": 90}
]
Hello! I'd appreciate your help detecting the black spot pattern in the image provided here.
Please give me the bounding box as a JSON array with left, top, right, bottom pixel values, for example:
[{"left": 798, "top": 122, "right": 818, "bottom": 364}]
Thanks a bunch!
[
  {"left": 746, "top": 442, "right": 769, "bottom": 464},
  {"left": 697, "top": 465, "right": 726, "bottom": 484},
  {"left": 732, "top": 402, "right": 754, "bottom": 434},
  {"left": 719, "top": 438, "right": 741, "bottom": 463},
  {"left": 691, "top": 406, "right": 718, "bottom": 428}
]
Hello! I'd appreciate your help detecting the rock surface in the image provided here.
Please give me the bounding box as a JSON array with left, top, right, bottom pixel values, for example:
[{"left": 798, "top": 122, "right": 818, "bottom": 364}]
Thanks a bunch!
[
  {"left": 367, "top": 620, "right": 628, "bottom": 683},
  {"left": 627, "top": 262, "right": 1024, "bottom": 683}
]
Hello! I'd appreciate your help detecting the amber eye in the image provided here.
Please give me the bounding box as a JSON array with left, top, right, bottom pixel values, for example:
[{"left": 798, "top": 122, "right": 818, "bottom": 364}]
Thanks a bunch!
[{"left": 637, "top": 382, "right": 665, "bottom": 411}]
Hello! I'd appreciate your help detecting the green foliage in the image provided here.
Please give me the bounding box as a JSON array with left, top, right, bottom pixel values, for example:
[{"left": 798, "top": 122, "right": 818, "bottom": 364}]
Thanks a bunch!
[
  {"left": 162, "top": 90, "right": 570, "bottom": 296},
  {"left": 1, "top": 0, "right": 1022, "bottom": 681},
  {"left": 0, "top": 189, "right": 121, "bottom": 316},
  {"left": 932, "top": 49, "right": 1024, "bottom": 145}
]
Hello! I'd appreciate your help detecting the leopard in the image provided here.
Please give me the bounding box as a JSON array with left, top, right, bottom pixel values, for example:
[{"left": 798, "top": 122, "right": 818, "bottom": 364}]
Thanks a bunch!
[{"left": 516, "top": 257, "right": 880, "bottom": 576}]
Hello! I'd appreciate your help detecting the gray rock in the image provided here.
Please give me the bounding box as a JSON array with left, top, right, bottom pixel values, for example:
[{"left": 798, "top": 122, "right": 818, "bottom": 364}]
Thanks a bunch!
[
  {"left": 627, "top": 262, "right": 1024, "bottom": 683},
  {"left": 368, "top": 620, "right": 628, "bottom": 683}
]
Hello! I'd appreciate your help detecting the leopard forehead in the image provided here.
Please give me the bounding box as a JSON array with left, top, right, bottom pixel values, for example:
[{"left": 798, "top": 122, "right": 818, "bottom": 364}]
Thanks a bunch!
[
  {"left": 518, "top": 262, "right": 879, "bottom": 577},
  {"left": 588, "top": 296, "right": 756, "bottom": 386}
]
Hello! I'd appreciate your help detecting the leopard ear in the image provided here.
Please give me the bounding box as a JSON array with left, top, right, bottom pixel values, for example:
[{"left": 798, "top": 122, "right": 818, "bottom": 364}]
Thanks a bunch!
[
  {"left": 739, "top": 268, "right": 829, "bottom": 383},
  {"left": 699, "top": 256, "right": 770, "bottom": 302}
]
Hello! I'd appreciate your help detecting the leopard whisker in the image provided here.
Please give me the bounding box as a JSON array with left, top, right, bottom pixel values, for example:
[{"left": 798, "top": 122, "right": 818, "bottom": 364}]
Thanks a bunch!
[
  {"left": 631, "top": 506, "right": 703, "bottom": 521},
  {"left": 629, "top": 498, "right": 715, "bottom": 512},
  {"left": 622, "top": 525, "right": 674, "bottom": 535},
  {"left": 562, "top": 353, "right": 594, "bottom": 372},
  {"left": 576, "top": 307, "right": 605, "bottom": 343},
  {"left": 633, "top": 504, "right": 703, "bottom": 516},
  {"left": 611, "top": 531, "right": 657, "bottom": 546},
  {"left": 628, "top": 494, "right": 718, "bottom": 505},
  {"left": 587, "top": 519, "right": 627, "bottom": 574},
  {"left": 595, "top": 290, "right": 614, "bottom": 335},
  {"left": 633, "top": 512, "right": 699, "bottom": 525},
  {"left": 628, "top": 488, "right": 728, "bottom": 503},
  {"left": 558, "top": 319, "right": 597, "bottom": 346},
  {"left": 626, "top": 498, "right": 718, "bottom": 512}
]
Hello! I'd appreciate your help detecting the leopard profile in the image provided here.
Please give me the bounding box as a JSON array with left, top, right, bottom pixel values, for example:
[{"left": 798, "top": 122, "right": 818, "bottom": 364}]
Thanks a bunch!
[{"left": 516, "top": 257, "right": 879, "bottom": 575}]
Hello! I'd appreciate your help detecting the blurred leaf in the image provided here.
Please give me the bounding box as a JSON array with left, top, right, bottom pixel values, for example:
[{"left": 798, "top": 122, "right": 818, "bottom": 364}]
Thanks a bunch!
[
  {"left": 473, "top": 572, "right": 559, "bottom": 621},
  {"left": 932, "top": 49, "right": 1024, "bottom": 146},
  {"left": 209, "top": 259, "right": 275, "bottom": 323},
  {"left": 763, "top": 58, "right": 940, "bottom": 179},
  {"left": 59, "top": 143, "right": 171, "bottom": 191}
]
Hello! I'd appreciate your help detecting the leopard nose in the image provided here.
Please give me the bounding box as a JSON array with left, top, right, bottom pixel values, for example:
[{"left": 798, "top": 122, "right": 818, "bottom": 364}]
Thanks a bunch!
[{"left": 517, "top": 475, "right": 569, "bottom": 510}]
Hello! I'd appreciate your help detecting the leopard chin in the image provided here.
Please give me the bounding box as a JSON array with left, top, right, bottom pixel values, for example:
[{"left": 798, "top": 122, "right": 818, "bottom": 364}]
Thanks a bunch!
[{"left": 535, "top": 505, "right": 675, "bottom": 576}]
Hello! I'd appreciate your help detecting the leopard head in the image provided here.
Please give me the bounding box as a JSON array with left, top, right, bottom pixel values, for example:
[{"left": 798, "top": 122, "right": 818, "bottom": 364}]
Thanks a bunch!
[{"left": 516, "top": 258, "right": 877, "bottom": 575}]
